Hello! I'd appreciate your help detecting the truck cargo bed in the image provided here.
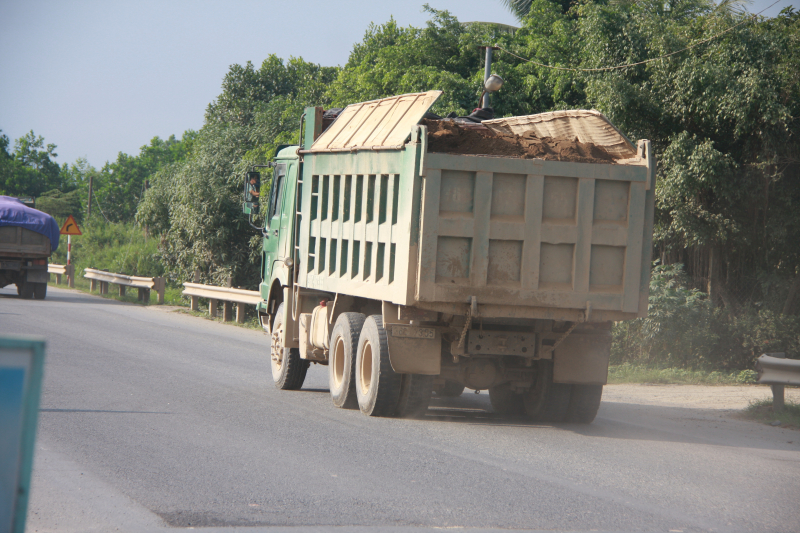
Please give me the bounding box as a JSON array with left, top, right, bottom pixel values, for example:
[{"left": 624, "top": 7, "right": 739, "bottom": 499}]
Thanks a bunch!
[
  {"left": 0, "top": 226, "right": 51, "bottom": 258},
  {"left": 297, "top": 129, "right": 654, "bottom": 321}
]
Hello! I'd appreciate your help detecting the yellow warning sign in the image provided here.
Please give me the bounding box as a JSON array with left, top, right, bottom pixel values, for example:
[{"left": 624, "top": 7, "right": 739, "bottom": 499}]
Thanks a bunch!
[{"left": 59, "top": 215, "right": 82, "bottom": 236}]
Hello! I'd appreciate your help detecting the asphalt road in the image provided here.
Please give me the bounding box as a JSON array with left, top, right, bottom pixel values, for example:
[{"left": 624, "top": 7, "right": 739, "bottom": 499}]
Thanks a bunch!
[{"left": 2, "top": 286, "right": 799, "bottom": 533}]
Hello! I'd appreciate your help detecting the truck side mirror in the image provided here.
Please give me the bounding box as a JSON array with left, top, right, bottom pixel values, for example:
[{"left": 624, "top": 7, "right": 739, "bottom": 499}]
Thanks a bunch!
[{"left": 244, "top": 171, "right": 261, "bottom": 214}]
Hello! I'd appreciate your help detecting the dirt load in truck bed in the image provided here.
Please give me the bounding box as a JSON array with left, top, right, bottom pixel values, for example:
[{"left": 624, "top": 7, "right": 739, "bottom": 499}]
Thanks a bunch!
[{"left": 423, "top": 118, "right": 620, "bottom": 163}]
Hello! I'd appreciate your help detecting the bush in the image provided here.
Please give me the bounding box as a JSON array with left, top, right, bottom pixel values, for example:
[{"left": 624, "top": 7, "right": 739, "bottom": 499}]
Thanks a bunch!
[
  {"left": 612, "top": 264, "right": 800, "bottom": 372},
  {"left": 50, "top": 220, "right": 163, "bottom": 278}
]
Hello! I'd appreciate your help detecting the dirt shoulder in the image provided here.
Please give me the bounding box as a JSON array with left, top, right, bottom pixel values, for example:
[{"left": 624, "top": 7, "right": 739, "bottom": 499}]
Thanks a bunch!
[{"left": 604, "top": 383, "right": 800, "bottom": 410}]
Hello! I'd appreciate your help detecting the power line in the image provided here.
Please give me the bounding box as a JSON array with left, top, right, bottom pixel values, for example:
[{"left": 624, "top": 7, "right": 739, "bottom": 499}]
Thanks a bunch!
[
  {"left": 93, "top": 194, "right": 111, "bottom": 223},
  {"left": 496, "top": 0, "right": 783, "bottom": 73}
]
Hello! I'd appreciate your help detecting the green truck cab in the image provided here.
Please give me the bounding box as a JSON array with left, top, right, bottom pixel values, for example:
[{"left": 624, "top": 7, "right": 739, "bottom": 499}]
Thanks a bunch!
[{"left": 244, "top": 92, "right": 656, "bottom": 423}]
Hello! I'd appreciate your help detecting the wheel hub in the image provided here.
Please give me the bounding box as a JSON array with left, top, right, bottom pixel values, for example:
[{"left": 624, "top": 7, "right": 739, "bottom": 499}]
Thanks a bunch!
[{"left": 271, "top": 324, "right": 283, "bottom": 370}]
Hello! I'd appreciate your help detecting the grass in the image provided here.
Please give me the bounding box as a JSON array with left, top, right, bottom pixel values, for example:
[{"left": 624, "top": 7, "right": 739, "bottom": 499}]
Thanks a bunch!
[
  {"left": 176, "top": 308, "right": 262, "bottom": 331},
  {"left": 743, "top": 398, "right": 800, "bottom": 428},
  {"left": 608, "top": 363, "right": 758, "bottom": 385}
]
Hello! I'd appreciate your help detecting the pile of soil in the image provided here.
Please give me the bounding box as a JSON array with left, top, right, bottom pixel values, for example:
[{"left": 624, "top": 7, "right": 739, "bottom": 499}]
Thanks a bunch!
[{"left": 422, "top": 119, "right": 619, "bottom": 164}]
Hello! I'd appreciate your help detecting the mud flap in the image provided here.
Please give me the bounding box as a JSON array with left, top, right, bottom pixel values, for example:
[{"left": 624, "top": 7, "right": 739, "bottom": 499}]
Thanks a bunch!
[
  {"left": 382, "top": 301, "right": 440, "bottom": 375},
  {"left": 385, "top": 325, "right": 441, "bottom": 375},
  {"left": 25, "top": 266, "right": 49, "bottom": 284},
  {"left": 553, "top": 332, "right": 610, "bottom": 385}
]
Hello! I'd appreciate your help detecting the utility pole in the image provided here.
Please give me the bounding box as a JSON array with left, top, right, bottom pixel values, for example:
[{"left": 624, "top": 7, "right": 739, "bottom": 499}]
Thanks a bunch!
[
  {"left": 87, "top": 174, "right": 93, "bottom": 219},
  {"left": 483, "top": 46, "right": 493, "bottom": 108}
]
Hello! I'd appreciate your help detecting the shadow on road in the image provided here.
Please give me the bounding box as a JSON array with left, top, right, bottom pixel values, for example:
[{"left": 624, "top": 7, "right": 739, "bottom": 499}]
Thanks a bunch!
[
  {"left": 417, "top": 394, "right": 793, "bottom": 450},
  {"left": 0, "top": 287, "right": 133, "bottom": 305}
]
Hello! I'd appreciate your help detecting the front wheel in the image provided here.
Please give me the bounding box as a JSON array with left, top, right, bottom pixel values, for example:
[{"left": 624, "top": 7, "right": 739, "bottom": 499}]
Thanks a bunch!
[{"left": 270, "top": 303, "right": 309, "bottom": 390}]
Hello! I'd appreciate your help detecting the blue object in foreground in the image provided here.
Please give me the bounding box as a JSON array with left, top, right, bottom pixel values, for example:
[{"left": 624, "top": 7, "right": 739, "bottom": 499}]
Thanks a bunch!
[
  {"left": 0, "top": 337, "right": 45, "bottom": 533},
  {"left": 0, "top": 196, "right": 60, "bottom": 252}
]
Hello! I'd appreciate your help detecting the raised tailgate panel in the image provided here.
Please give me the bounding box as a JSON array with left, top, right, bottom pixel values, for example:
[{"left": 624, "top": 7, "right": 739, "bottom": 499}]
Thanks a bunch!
[{"left": 417, "top": 152, "right": 653, "bottom": 314}]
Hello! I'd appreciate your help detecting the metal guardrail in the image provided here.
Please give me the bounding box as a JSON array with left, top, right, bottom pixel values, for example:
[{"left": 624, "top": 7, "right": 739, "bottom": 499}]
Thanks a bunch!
[
  {"left": 182, "top": 274, "right": 260, "bottom": 324},
  {"left": 83, "top": 268, "right": 166, "bottom": 304},
  {"left": 755, "top": 352, "right": 800, "bottom": 413},
  {"left": 48, "top": 263, "right": 75, "bottom": 288}
]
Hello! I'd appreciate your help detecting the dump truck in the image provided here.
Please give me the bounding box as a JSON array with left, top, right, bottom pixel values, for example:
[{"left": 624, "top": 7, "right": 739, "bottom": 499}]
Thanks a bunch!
[
  {"left": 0, "top": 196, "right": 60, "bottom": 299},
  {"left": 243, "top": 91, "right": 655, "bottom": 423}
]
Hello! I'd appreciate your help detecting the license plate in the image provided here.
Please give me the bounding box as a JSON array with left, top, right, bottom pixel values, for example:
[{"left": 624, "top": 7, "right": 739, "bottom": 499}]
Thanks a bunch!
[{"left": 391, "top": 326, "right": 435, "bottom": 339}]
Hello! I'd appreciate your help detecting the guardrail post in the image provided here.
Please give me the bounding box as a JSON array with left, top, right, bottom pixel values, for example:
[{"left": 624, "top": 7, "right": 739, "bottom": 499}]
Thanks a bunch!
[
  {"left": 68, "top": 264, "right": 75, "bottom": 288},
  {"left": 209, "top": 299, "right": 218, "bottom": 318},
  {"left": 90, "top": 278, "right": 97, "bottom": 291},
  {"left": 190, "top": 269, "right": 200, "bottom": 311},
  {"left": 223, "top": 277, "right": 233, "bottom": 322},
  {"left": 770, "top": 353, "right": 786, "bottom": 413},
  {"left": 236, "top": 302, "right": 246, "bottom": 323},
  {"left": 55, "top": 272, "right": 62, "bottom": 284},
  {"left": 118, "top": 285, "right": 126, "bottom": 297},
  {"left": 154, "top": 277, "right": 165, "bottom": 304}
]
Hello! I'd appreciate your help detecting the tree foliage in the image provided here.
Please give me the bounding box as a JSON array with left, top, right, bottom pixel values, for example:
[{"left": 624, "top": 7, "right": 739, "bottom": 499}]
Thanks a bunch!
[
  {"left": 138, "top": 56, "right": 338, "bottom": 286},
  {"left": 0, "top": 130, "right": 65, "bottom": 198}
]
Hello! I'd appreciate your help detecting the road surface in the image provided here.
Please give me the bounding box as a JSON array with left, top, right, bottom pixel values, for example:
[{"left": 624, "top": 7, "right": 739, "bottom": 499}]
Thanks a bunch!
[{"left": 2, "top": 286, "right": 798, "bottom": 533}]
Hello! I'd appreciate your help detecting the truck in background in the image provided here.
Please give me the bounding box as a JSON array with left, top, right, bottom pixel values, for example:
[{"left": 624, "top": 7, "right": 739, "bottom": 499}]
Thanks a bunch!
[
  {"left": 244, "top": 91, "right": 656, "bottom": 423},
  {"left": 0, "top": 196, "right": 60, "bottom": 299}
]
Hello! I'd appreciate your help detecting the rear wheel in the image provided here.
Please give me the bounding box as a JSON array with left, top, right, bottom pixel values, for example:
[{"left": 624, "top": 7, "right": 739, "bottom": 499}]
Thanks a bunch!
[
  {"left": 328, "top": 312, "right": 366, "bottom": 409},
  {"left": 18, "top": 281, "right": 33, "bottom": 299},
  {"left": 33, "top": 282, "right": 47, "bottom": 300},
  {"left": 433, "top": 380, "right": 465, "bottom": 398},
  {"left": 535, "top": 383, "right": 572, "bottom": 423},
  {"left": 270, "top": 303, "right": 309, "bottom": 390},
  {"left": 524, "top": 361, "right": 571, "bottom": 423},
  {"left": 396, "top": 374, "right": 433, "bottom": 418},
  {"left": 489, "top": 383, "right": 525, "bottom": 415},
  {"left": 355, "top": 315, "right": 402, "bottom": 416},
  {"left": 566, "top": 384, "right": 603, "bottom": 423}
]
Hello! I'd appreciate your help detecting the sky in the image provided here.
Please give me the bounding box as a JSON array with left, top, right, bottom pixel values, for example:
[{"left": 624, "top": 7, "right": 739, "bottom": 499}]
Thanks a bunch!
[{"left": 0, "top": 0, "right": 792, "bottom": 170}]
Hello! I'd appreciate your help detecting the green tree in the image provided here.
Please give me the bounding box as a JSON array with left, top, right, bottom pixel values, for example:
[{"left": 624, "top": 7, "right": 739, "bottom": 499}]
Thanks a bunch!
[
  {"left": 92, "top": 132, "right": 197, "bottom": 223},
  {"left": 138, "top": 56, "right": 337, "bottom": 287},
  {"left": 0, "top": 130, "right": 65, "bottom": 197}
]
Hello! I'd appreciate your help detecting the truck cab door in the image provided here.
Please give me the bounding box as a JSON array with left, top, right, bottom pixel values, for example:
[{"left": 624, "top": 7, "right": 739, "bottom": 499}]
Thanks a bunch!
[{"left": 263, "top": 164, "right": 287, "bottom": 281}]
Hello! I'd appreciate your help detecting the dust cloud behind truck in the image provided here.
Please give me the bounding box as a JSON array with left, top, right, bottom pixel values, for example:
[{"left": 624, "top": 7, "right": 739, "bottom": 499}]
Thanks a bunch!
[
  {"left": 0, "top": 196, "right": 60, "bottom": 299},
  {"left": 244, "top": 91, "right": 655, "bottom": 423}
]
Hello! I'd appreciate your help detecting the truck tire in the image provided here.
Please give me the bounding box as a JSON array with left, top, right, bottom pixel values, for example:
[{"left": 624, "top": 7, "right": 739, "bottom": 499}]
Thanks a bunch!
[
  {"left": 18, "top": 281, "right": 34, "bottom": 299},
  {"left": 396, "top": 374, "right": 433, "bottom": 418},
  {"left": 566, "top": 384, "right": 603, "bottom": 424},
  {"left": 33, "top": 282, "right": 47, "bottom": 300},
  {"left": 329, "top": 312, "right": 366, "bottom": 409},
  {"left": 433, "top": 380, "right": 465, "bottom": 397},
  {"left": 523, "top": 361, "right": 571, "bottom": 423},
  {"left": 355, "top": 315, "right": 402, "bottom": 417},
  {"left": 489, "top": 384, "right": 525, "bottom": 415},
  {"left": 535, "top": 383, "right": 572, "bottom": 423},
  {"left": 270, "top": 303, "right": 309, "bottom": 390}
]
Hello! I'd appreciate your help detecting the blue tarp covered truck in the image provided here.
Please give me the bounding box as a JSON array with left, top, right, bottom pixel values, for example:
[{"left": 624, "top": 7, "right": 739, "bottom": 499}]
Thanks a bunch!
[{"left": 0, "top": 196, "right": 60, "bottom": 299}]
